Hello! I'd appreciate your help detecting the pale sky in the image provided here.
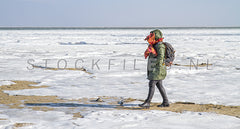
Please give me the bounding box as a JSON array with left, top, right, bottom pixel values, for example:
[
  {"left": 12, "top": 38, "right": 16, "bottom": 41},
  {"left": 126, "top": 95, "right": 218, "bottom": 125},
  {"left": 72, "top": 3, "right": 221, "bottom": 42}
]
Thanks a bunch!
[{"left": 0, "top": 0, "right": 239, "bottom": 27}]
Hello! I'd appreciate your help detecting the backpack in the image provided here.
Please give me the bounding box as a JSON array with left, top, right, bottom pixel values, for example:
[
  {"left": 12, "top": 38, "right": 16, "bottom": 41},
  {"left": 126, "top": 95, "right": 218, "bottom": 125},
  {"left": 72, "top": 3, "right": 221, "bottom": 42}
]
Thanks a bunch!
[{"left": 163, "top": 42, "right": 175, "bottom": 66}]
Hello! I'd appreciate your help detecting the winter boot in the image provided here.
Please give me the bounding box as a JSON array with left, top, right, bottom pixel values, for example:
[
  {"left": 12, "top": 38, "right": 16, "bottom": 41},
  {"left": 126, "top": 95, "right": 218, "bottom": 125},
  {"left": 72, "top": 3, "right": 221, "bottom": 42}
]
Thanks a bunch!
[
  {"left": 139, "top": 81, "right": 156, "bottom": 109},
  {"left": 157, "top": 102, "right": 169, "bottom": 107},
  {"left": 139, "top": 101, "right": 150, "bottom": 109}
]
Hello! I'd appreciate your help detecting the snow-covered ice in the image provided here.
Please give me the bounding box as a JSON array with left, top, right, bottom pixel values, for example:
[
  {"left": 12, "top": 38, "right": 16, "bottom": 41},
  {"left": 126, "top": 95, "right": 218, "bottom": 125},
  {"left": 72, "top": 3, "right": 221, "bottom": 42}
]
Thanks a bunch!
[
  {"left": 0, "top": 109, "right": 239, "bottom": 129},
  {"left": 0, "top": 28, "right": 239, "bottom": 128}
]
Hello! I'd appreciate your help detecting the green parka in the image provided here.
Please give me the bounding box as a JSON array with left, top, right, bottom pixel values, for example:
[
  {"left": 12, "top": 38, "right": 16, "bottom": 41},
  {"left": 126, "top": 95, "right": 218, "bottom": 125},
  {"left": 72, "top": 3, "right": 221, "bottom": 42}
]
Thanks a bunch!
[{"left": 147, "top": 42, "right": 167, "bottom": 80}]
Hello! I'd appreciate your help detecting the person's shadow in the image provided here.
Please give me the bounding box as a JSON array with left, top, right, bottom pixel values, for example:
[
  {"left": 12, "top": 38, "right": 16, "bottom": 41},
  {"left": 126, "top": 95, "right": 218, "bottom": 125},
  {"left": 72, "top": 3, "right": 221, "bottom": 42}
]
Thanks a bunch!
[{"left": 25, "top": 103, "right": 141, "bottom": 109}]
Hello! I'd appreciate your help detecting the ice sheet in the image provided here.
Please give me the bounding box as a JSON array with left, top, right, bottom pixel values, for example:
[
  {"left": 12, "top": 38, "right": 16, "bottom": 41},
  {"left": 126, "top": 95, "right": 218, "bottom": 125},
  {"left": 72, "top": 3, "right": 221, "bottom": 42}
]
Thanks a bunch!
[{"left": 0, "top": 28, "right": 239, "bottom": 128}]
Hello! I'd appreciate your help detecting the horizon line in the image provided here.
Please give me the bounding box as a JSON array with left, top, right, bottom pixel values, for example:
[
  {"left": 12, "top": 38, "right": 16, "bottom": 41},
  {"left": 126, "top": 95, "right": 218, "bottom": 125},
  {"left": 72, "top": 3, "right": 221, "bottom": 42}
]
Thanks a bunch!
[{"left": 0, "top": 26, "right": 240, "bottom": 30}]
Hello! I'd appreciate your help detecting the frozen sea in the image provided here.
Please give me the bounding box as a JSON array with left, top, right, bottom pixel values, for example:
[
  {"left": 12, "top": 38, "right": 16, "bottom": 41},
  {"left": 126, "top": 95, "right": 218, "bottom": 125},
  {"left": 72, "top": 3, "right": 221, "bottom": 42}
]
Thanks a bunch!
[{"left": 0, "top": 27, "right": 240, "bottom": 128}]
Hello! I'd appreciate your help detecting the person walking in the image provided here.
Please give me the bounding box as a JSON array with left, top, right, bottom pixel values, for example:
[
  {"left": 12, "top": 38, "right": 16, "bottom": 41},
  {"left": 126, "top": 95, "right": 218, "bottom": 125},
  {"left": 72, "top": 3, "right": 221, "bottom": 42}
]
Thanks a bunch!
[{"left": 139, "top": 29, "right": 169, "bottom": 109}]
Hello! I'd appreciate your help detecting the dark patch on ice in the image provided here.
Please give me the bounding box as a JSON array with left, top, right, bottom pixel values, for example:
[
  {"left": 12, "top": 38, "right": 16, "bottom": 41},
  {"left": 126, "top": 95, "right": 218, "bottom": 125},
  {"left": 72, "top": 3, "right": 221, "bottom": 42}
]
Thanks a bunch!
[
  {"left": 58, "top": 41, "right": 108, "bottom": 45},
  {"left": 25, "top": 103, "right": 118, "bottom": 109},
  {"left": 115, "top": 42, "right": 146, "bottom": 45},
  {"left": 175, "top": 102, "right": 195, "bottom": 104},
  {"left": 58, "top": 41, "right": 146, "bottom": 45},
  {"left": 58, "top": 41, "right": 87, "bottom": 45},
  {"left": 120, "top": 104, "right": 139, "bottom": 107},
  {"left": 224, "top": 40, "right": 240, "bottom": 43},
  {"left": 92, "top": 97, "right": 104, "bottom": 102},
  {"left": 32, "top": 65, "right": 93, "bottom": 74}
]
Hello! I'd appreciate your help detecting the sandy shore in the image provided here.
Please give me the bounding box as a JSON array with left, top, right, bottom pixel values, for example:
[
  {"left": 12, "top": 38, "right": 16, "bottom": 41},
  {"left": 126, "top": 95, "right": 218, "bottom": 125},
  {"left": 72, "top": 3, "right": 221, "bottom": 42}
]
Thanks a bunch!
[{"left": 0, "top": 80, "right": 239, "bottom": 119}]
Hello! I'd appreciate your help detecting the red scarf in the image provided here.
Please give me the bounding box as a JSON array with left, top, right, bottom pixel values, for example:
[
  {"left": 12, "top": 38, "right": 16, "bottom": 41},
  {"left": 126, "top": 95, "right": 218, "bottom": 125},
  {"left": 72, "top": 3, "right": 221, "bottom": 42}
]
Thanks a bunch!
[{"left": 144, "top": 33, "right": 163, "bottom": 59}]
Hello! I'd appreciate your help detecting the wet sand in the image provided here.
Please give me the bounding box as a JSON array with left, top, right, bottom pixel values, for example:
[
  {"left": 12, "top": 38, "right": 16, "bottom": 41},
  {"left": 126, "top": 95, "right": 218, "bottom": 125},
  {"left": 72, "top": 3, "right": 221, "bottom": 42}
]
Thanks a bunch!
[
  {"left": 33, "top": 65, "right": 93, "bottom": 74},
  {"left": 13, "top": 123, "right": 34, "bottom": 128},
  {"left": 0, "top": 81, "right": 63, "bottom": 109},
  {"left": 121, "top": 101, "right": 240, "bottom": 118}
]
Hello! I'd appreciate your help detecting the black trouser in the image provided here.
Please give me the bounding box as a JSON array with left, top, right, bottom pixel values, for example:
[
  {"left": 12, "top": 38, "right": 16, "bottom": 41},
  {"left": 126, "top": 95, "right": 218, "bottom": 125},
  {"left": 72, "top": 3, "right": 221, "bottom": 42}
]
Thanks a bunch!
[{"left": 145, "top": 80, "right": 169, "bottom": 103}]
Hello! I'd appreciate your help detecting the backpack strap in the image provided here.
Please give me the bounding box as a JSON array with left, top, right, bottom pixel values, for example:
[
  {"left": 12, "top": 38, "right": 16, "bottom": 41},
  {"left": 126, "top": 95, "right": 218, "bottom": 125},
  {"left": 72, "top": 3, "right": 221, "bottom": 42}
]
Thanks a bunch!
[{"left": 162, "top": 42, "right": 167, "bottom": 59}]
